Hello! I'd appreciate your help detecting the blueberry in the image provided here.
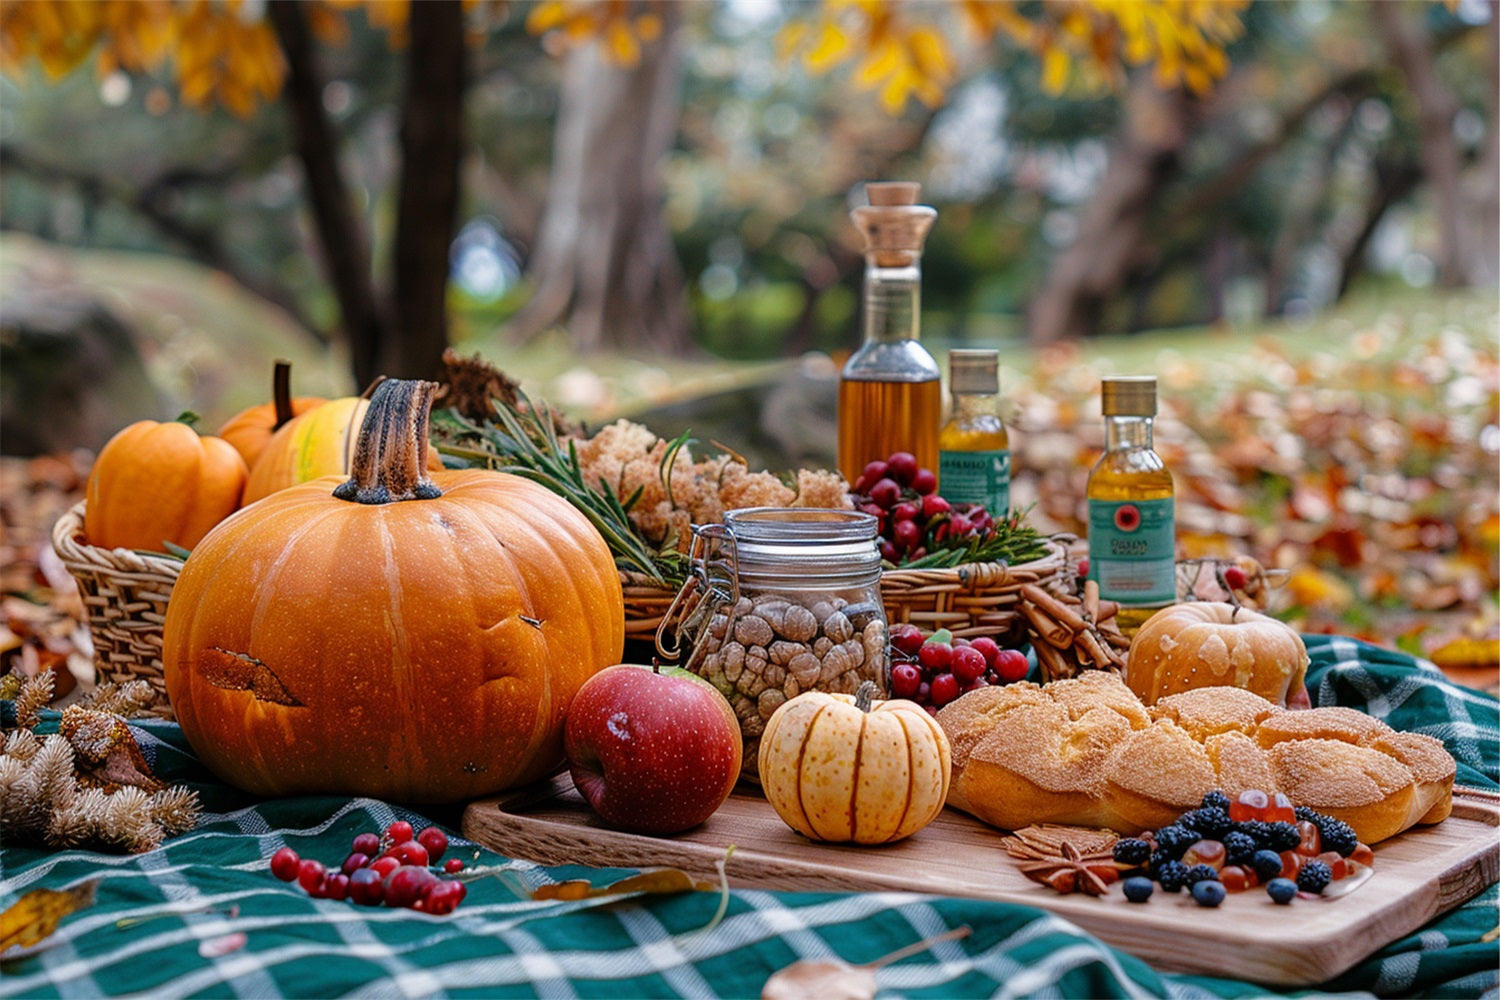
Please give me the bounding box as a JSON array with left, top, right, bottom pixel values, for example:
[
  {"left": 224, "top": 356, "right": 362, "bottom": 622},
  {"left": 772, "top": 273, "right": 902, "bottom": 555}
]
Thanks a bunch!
[
  {"left": 1266, "top": 877, "right": 1298, "bottom": 904},
  {"left": 1122, "top": 876, "right": 1154, "bottom": 903},
  {"left": 1249, "top": 849, "right": 1285, "bottom": 882},
  {"left": 1192, "top": 879, "right": 1227, "bottom": 907}
]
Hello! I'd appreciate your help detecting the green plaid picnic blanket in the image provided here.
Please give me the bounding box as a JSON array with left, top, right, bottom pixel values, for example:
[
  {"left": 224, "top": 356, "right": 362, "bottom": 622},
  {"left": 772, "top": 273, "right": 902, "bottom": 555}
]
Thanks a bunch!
[{"left": 3, "top": 634, "right": 1497, "bottom": 999}]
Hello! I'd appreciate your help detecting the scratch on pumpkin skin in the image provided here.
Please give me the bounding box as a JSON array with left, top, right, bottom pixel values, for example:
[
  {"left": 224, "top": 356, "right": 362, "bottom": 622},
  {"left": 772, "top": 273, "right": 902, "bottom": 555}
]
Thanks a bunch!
[
  {"left": 520, "top": 616, "right": 544, "bottom": 629},
  {"left": 200, "top": 648, "right": 303, "bottom": 706}
]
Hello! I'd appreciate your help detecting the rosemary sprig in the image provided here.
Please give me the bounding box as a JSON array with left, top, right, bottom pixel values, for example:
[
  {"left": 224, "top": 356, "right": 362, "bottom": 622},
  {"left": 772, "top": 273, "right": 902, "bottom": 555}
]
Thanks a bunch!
[
  {"left": 890, "top": 509, "right": 1052, "bottom": 570},
  {"left": 431, "top": 398, "right": 686, "bottom": 588}
]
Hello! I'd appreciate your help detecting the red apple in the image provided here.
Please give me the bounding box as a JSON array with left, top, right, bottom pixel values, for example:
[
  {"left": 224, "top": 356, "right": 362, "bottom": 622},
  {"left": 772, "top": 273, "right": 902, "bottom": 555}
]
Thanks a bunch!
[{"left": 564, "top": 664, "right": 742, "bottom": 835}]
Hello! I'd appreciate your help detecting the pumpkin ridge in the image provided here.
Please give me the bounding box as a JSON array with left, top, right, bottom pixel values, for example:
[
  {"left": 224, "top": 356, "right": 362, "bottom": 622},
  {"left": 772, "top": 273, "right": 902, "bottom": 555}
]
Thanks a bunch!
[
  {"left": 791, "top": 701, "right": 826, "bottom": 836},
  {"left": 848, "top": 711, "right": 865, "bottom": 843},
  {"left": 890, "top": 711, "right": 919, "bottom": 840}
]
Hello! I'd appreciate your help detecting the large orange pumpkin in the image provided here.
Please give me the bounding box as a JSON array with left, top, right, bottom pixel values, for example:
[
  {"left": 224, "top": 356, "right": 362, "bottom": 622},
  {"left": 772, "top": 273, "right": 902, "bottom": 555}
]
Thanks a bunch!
[
  {"left": 84, "top": 419, "right": 247, "bottom": 552},
  {"left": 216, "top": 361, "right": 328, "bottom": 469},
  {"left": 162, "top": 379, "right": 625, "bottom": 802}
]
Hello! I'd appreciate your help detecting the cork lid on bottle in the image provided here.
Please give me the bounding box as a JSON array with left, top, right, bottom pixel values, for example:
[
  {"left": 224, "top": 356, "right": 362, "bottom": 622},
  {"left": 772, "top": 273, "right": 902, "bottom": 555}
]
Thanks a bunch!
[
  {"left": 1101, "top": 376, "right": 1157, "bottom": 417},
  {"left": 852, "top": 181, "right": 937, "bottom": 267},
  {"left": 949, "top": 349, "right": 999, "bottom": 395}
]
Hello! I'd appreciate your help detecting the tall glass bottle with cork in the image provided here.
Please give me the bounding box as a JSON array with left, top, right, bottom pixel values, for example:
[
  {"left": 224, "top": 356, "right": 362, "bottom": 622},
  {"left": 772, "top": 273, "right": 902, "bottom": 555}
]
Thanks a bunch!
[
  {"left": 1086, "top": 376, "right": 1175, "bottom": 634},
  {"left": 837, "top": 182, "right": 941, "bottom": 485},
  {"left": 938, "top": 349, "right": 1010, "bottom": 514}
]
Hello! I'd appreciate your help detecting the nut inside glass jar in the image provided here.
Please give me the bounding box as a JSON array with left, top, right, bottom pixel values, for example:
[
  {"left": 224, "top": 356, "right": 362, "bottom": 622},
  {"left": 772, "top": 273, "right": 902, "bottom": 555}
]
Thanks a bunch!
[{"left": 674, "top": 508, "right": 890, "bottom": 781}]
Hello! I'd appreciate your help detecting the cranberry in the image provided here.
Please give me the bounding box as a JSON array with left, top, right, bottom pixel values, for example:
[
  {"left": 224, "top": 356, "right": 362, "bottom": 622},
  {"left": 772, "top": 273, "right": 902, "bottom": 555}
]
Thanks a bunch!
[
  {"left": 917, "top": 642, "right": 953, "bottom": 672},
  {"left": 920, "top": 494, "right": 950, "bottom": 518},
  {"left": 384, "top": 821, "right": 415, "bottom": 845},
  {"left": 443, "top": 858, "right": 465, "bottom": 874},
  {"left": 348, "top": 868, "right": 385, "bottom": 906},
  {"left": 384, "top": 865, "right": 439, "bottom": 909},
  {"left": 879, "top": 540, "right": 899, "bottom": 563},
  {"left": 853, "top": 460, "right": 888, "bottom": 494},
  {"left": 1223, "top": 564, "right": 1249, "bottom": 590},
  {"left": 417, "top": 879, "right": 467, "bottom": 915},
  {"left": 890, "top": 662, "right": 923, "bottom": 699},
  {"left": 324, "top": 873, "right": 350, "bottom": 901},
  {"left": 929, "top": 672, "right": 960, "bottom": 707},
  {"left": 910, "top": 468, "right": 937, "bottom": 495},
  {"left": 341, "top": 852, "right": 371, "bottom": 875},
  {"left": 382, "top": 840, "right": 430, "bottom": 868},
  {"left": 269, "top": 847, "right": 301, "bottom": 882},
  {"left": 951, "top": 646, "right": 988, "bottom": 684},
  {"left": 994, "top": 649, "right": 1029, "bottom": 683},
  {"left": 885, "top": 452, "right": 918, "bottom": 486},
  {"left": 868, "top": 478, "right": 901, "bottom": 509},
  {"left": 1077, "top": 557, "right": 1090, "bottom": 578},
  {"left": 351, "top": 832, "right": 381, "bottom": 857},
  {"left": 968, "top": 637, "right": 1000, "bottom": 668},
  {"left": 369, "top": 856, "right": 401, "bottom": 879},
  {"left": 889, "top": 623, "right": 925, "bottom": 657},
  {"left": 891, "top": 500, "right": 920, "bottom": 522},
  {"left": 297, "top": 859, "right": 326, "bottom": 893},
  {"left": 892, "top": 518, "right": 921, "bottom": 552},
  {"left": 417, "top": 826, "right": 449, "bottom": 863}
]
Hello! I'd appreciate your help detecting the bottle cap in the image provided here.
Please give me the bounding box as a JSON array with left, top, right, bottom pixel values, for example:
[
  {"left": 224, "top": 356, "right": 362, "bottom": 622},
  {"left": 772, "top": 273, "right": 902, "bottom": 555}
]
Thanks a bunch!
[
  {"left": 852, "top": 180, "right": 936, "bottom": 267},
  {"left": 1101, "top": 376, "right": 1157, "bottom": 416},
  {"left": 949, "top": 349, "right": 999, "bottom": 395}
]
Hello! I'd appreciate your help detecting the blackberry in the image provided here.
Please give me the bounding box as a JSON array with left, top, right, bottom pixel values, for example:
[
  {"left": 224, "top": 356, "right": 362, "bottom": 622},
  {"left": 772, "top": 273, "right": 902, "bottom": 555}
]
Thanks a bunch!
[
  {"left": 1113, "top": 838, "right": 1152, "bottom": 867},
  {"left": 1156, "top": 860, "right": 1190, "bottom": 892},
  {"left": 1122, "top": 876, "right": 1154, "bottom": 903},
  {"left": 1182, "top": 864, "right": 1220, "bottom": 887},
  {"left": 1266, "top": 877, "right": 1298, "bottom": 905},
  {"left": 1296, "top": 859, "right": 1332, "bottom": 894},
  {"left": 1223, "top": 831, "right": 1258, "bottom": 867},
  {"left": 1181, "top": 806, "right": 1234, "bottom": 840},
  {"left": 1258, "top": 821, "right": 1301, "bottom": 853},
  {"left": 1294, "top": 808, "right": 1359, "bottom": 857},
  {"left": 1249, "top": 849, "right": 1285, "bottom": 882},
  {"left": 1152, "top": 824, "right": 1198, "bottom": 860},
  {"left": 1200, "top": 789, "right": 1231, "bottom": 813}
]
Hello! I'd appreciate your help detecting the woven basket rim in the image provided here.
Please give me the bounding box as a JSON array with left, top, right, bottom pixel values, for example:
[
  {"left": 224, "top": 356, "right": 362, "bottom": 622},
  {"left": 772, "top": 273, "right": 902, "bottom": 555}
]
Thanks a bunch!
[{"left": 51, "top": 501, "right": 186, "bottom": 581}]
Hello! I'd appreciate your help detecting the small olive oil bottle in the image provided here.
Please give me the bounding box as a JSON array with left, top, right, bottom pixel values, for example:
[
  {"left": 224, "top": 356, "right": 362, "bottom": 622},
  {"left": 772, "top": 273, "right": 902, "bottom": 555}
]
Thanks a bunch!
[
  {"left": 1086, "top": 376, "right": 1175, "bottom": 634},
  {"left": 938, "top": 349, "right": 1010, "bottom": 514}
]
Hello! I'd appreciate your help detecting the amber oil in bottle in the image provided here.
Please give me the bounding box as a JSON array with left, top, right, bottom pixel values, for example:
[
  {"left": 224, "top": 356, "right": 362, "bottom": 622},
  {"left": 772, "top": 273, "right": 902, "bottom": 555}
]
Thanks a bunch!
[
  {"left": 938, "top": 349, "right": 1010, "bottom": 514},
  {"left": 1086, "top": 376, "right": 1176, "bottom": 635},
  {"left": 837, "top": 182, "right": 941, "bottom": 484}
]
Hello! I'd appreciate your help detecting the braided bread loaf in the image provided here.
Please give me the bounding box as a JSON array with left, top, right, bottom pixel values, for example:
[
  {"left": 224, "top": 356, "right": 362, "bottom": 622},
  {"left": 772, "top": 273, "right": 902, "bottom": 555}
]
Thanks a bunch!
[{"left": 936, "top": 672, "right": 1455, "bottom": 845}]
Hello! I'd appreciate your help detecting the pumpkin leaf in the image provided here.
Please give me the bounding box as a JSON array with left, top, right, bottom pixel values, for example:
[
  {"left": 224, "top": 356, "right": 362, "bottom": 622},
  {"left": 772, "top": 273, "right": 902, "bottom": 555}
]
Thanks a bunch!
[{"left": 0, "top": 879, "right": 99, "bottom": 957}]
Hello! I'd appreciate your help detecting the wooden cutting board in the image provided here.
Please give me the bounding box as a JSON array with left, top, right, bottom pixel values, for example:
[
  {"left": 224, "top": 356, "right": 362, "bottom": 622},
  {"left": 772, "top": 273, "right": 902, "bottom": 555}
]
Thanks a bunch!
[{"left": 462, "top": 780, "right": 1499, "bottom": 987}]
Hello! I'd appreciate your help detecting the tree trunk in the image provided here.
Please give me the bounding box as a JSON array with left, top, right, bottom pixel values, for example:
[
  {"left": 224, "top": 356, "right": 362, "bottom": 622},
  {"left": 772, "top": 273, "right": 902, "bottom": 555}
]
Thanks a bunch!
[
  {"left": 503, "top": 6, "right": 689, "bottom": 355},
  {"left": 387, "top": 0, "right": 466, "bottom": 380},
  {"left": 266, "top": 0, "right": 387, "bottom": 387},
  {"left": 1373, "top": 0, "right": 1467, "bottom": 287},
  {"left": 1026, "top": 75, "right": 1193, "bottom": 344}
]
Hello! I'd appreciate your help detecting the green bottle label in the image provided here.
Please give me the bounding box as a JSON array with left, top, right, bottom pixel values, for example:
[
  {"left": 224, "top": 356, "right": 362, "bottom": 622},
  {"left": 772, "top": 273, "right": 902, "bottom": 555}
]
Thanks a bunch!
[
  {"left": 939, "top": 449, "right": 1010, "bottom": 513},
  {"left": 1087, "top": 497, "right": 1175, "bottom": 606}
]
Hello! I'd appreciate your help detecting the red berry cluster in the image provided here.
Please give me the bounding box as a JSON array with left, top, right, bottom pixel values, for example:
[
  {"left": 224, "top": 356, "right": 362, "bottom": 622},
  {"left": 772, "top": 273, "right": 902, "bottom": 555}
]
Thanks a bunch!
[
  {"left": 851, "top": 452, "right": 997, "bottom": 564},
  {"left": 268, "top": 821, "right": 468, "bottom": 914},
  {"left": 888, "top": 623, "right": 1030, "bottom": 714}
]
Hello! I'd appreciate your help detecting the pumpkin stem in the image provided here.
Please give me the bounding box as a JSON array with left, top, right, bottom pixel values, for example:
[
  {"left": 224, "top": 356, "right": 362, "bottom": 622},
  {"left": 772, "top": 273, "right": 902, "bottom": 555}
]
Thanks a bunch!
[
  {"left": 271, "top": 359, "right": 294, "bottom": 430},
  {"left": 854, "top": 680, "right": 876, "bottom": 713},
  {"left": 334, "top": 379, "right": 444, "bottom": 505}
]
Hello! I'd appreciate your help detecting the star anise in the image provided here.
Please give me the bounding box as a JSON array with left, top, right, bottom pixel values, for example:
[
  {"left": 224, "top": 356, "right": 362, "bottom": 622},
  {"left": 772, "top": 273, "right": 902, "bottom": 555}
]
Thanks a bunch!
[{"left": 1001, "top": 825, "right": 1124, "bottom": 897}]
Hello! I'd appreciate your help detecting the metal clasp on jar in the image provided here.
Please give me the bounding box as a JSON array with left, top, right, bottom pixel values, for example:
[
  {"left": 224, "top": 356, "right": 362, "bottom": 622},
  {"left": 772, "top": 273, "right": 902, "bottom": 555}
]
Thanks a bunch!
[{"left": 654, "top": 523, "right": 741, "bottom": 672}]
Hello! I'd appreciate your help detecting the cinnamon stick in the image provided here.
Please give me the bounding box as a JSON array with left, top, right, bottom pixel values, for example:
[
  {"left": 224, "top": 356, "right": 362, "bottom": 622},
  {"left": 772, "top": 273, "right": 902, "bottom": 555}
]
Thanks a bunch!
[
  {"left": 1019, "top": 584, "right": 1088, "bottom": 634},
  {"left": 1022, "top": 604, "right": 1075, "bottom": 649}
]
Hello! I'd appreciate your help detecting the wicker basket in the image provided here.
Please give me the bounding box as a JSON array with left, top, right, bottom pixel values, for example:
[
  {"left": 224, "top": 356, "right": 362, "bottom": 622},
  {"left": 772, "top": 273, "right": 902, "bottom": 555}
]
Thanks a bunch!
[
  {"left": 621, "top": 538, "right": 1070, "bottom": 646},
  {"left": 879, "top": 539, "right": 1069, "bottom": 642},
  {"left": 50, "top": 502, "right": 182, "bottom": 713}
]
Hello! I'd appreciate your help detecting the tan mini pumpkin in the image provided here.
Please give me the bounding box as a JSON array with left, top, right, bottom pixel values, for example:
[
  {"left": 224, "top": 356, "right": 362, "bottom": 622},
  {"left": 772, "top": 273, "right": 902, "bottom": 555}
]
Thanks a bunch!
[
  {"left": 1125, "top": 601, "right": 1309, "bottom": 707},
  {"left": 758, "top": 681, "right": 951, "bottom": 844}
]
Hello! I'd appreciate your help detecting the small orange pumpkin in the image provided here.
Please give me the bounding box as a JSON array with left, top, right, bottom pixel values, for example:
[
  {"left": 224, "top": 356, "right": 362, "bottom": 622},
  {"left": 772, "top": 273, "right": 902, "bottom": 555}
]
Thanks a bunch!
[
  {"left": 163, "top": 378, "right": 625, "bottom": 802},
  {"left": 84, "top": 419, "right": 247, "bottom": 552},
  {"left": 758, "top": 681, "right": 951, "bottom": 843},
  {"left": 216, "top": 361, "right": 328, "bottom": 469}
]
